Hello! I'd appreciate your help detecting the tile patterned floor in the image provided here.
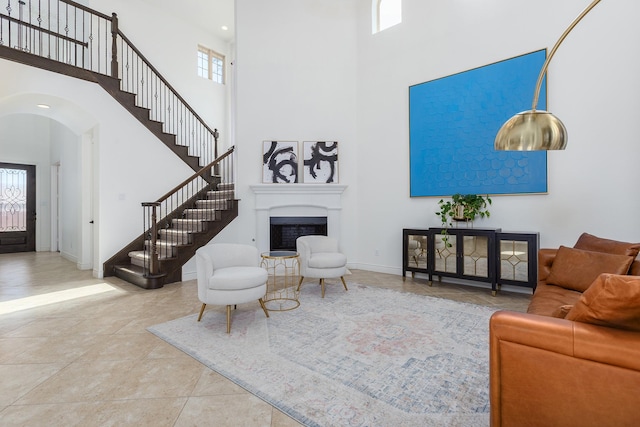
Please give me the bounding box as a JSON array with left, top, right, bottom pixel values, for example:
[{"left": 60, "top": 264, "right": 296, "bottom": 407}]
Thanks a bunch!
[{"left": 0, "top": 252, "right": 531, "bottom": 426}]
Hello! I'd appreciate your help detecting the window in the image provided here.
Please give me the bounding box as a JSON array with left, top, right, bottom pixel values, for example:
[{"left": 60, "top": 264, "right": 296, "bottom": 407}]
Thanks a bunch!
[
  {"left": 0, "top": 167, "right": 27, "bottom": 232},
  {"left": 197, "top": 46, "right": 225, "bottom": 84},
  {"left": 373, "top": 0, "right": 402, "bottom": 33}
]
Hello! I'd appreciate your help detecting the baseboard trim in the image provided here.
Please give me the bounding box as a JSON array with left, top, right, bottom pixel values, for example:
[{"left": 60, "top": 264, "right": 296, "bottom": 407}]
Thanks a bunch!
[
  {"left": 346, "top": 262, "right": 401, "bottom": 276},
  {"left": 61, "top": 250, "right": 77, "bottom": 264},
  {"left": 182, "top": 268, "right": 197, "bottom": 282}
]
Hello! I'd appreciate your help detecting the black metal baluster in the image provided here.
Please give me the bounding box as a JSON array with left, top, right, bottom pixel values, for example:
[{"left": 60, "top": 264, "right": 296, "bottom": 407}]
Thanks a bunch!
[
  {"left": 17, "top": 0, "right": 23, "bottom": 50},
  {"left": 36, "top": 0, "right": 41, "bottom": 56},
  {"left": 63, "top": 0, "right": 67, "bottom": 61},
  {"left": 1, "top": 2, "right": 5, "bottom": 46},
  {"left": 135, "top": 53, "right": 139, "bottom": 104},
  {"left": 7, "top": 0, "right": 13, "bottom": 48},
  {"left": 27, "top": 0, "right": 31, "bottom": 52},
  {"left": 47, "top": 0, "right": 50, "bottom": 58},
  {"left": 80, "top": 9, "right": 84, "bottom": 68}
]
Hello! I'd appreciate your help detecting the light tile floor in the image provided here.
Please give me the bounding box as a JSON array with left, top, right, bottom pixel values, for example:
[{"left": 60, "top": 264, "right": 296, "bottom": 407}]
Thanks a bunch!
[{"left": 0, "top": 252, "right": 531, "bottom": 426}]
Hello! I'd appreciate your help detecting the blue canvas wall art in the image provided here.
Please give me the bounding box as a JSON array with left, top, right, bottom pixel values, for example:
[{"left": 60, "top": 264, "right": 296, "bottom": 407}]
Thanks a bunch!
[{"left": 409, "top": 50, "right": 548, "bottom": 197}]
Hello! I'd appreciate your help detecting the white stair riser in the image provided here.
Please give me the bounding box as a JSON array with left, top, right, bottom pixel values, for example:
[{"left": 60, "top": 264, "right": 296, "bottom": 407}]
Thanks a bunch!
[
  {"left": 171, "top": 220, "right": 205, "bottom": 232},
  {"left": 144, "top": 241, "right": 175, "bottom": 258},
  {"left": 216, "top": 183, "right": 234, "bottom": 191},
  {"left": 183, "top": 209, "right": 220, "bottom": 220},
  {"left": 196, "top": 200, "right": 229, "bottom": 209},
  {"left": 131, "top": 256, "right": 145, "bottom": 268},
  {"left": 158, "top": 230, "right": 191, "bottom": 244},
  {"left": 206, "top": 190, "right": 234, "bottom": 199}
]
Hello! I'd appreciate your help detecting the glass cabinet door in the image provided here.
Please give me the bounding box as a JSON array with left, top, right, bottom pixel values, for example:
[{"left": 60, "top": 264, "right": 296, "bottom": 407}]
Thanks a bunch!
[
  {"left": 499, "top": 239, "right": 531, "bottom": 282},
  {"left": 496, "top": 232, "right": 538, "bottom": 290},
  {"left": 433, "top": 233, "right": 457, "bottom": 274},
  {"left": 462, "top": 235, "right": 490, "bottom": 278},
  {"left": 406, "top": 234, "right": 428, "bottom": 270}
]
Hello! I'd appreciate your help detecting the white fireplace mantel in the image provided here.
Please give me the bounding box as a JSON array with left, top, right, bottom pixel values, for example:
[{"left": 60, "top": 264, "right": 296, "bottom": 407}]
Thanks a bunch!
[{"left": 250, "top": 184, "right": 347, "bottom": 253}]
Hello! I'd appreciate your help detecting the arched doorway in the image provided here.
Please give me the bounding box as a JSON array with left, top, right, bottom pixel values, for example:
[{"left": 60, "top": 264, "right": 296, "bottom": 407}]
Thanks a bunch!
[{"left": 0, "top": 93, "right": 98, "bottom": 271}]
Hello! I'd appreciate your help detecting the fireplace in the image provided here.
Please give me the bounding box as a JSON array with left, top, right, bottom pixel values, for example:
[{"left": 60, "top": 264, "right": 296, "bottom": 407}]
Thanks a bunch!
[
  {"left": 270, "top": 216, "right": 327, "bottom": 251},
  {"left": 250, "top": 183, "right": 347, "bottom": 254}
]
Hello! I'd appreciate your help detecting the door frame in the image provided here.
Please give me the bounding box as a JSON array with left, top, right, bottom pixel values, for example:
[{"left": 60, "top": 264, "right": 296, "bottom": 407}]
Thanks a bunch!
[{"left": 0, "top": 162, "right": 36, "bottom": 253}]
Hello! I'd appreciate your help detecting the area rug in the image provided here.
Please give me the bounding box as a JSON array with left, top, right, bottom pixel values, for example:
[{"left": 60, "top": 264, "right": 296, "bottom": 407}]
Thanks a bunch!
[{"left": 147, "top": 283, "right": 498, "bottom": 426}]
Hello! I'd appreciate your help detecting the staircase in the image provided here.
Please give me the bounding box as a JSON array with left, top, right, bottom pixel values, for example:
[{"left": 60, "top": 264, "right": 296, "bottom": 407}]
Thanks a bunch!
[
  {"left": 93, "top": 73, "right": 212, "bottom": 177},
  {"left": 0, "top": 0, "right": 237, "bottom": 288},
  {"left": 104, "top": 161, "right": 238, "bottom": 289}
]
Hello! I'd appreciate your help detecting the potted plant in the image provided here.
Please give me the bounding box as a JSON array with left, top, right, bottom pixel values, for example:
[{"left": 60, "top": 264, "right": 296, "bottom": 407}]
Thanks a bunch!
[{"left": 436, "top": 194, "right": 492, "bottom": 247}]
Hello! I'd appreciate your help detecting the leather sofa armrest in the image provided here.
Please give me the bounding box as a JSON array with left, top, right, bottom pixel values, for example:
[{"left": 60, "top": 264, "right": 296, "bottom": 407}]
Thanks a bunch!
[
  {"left": 490, "top": 310, "right": 573, "bottom": 358},
  {"left": 490, "top": 310, "right": 640, "bottom": 370},
  {"left": 490, "top": 310, "right": 640, "bottom": 427},
  {"left": 537, "top": 248, "right": 557, "bottom": 286}
]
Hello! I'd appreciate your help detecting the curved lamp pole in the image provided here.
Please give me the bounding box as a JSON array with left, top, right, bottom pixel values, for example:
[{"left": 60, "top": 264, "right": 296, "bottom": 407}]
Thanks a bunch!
[{"left": 494, "top": 0, "right": 603, "bottom": 151}]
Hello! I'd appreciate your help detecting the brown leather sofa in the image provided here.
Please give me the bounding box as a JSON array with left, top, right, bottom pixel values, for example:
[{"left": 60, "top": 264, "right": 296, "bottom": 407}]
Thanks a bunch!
[{"left": 489, "top": 233, "right": 640, "bottom": 427}]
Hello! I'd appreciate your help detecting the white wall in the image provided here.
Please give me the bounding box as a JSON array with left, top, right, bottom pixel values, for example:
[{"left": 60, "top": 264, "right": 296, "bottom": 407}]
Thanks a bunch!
[
  {"left": 228, "top": 0, "right": 359, "bottom": 259},
  {"left": 232, "top": 0, "right": 640, "bottom": 277}
]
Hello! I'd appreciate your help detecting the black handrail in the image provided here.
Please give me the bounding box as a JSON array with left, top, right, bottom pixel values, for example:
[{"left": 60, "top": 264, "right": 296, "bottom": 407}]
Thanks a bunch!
[
  {"left": 0, "top": 0, "right": 218, "bottom": 167},
  {"left": 155, "top": 145, "right": 234, "bottom": 204},
  {"left": 116, "top": 30, "right": 218, "bottom": 139},
  {"left": 1, "top": 14, "right": 87, "bottom": 46},
  {"left": 141, "top": 144, "right": 235, "bottom": 276}
]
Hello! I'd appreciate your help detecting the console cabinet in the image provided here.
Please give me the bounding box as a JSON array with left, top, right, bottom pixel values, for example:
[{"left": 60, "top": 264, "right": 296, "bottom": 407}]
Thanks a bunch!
[{"left": 402, "top": 228, "right": 538, "bottom": 295}]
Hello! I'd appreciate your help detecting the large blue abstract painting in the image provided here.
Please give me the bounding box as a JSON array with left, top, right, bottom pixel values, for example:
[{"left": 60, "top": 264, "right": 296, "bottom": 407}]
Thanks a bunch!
[{"left": 409, "top": 49, "right": 548, "bottom": 197}]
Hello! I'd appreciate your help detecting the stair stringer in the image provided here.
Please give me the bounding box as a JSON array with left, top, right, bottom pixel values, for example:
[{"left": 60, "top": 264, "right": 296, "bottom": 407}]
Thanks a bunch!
[{"left": 0, "top": 46, "right": 213, "bottom": 180}]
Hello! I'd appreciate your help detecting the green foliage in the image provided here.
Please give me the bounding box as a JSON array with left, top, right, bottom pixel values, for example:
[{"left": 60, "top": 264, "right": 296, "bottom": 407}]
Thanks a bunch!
[{"left": 435, "top": 194, "right": 492, "bottom": 247}]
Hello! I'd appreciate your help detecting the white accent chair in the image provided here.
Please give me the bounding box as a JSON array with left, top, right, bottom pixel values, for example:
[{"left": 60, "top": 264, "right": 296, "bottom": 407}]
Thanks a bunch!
[
  {"left": 296, "top": 235, "right": 348, "bottom": 298},
  {"left": 196, "top": 243, "right": 269, "bottom": 333}
]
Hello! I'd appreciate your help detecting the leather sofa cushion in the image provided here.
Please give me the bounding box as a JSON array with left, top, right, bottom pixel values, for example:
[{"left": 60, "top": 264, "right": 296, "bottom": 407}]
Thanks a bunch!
[
  {"left": 566, "top": 273, "right": 640, "bottom": 332},
  {"left": 527, "top": 282, "right": 583, "bottom": 316},
  {"left": 574, "top": 232, "right": 640, "bottom": 257},
  {"left": 546, "top": 246, "right": 634, "bottom": 292},
  {"left": 550, "top": 304, "right": 573, "bottom": 319}
]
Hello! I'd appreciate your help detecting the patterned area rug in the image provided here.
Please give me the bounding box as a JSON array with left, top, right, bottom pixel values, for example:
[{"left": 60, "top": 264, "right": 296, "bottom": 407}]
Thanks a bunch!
[{"left": 148, "top": 283, "right": 497, "bottom": 426}]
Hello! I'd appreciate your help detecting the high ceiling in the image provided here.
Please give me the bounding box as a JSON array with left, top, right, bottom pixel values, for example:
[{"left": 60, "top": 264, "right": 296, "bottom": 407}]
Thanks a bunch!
[{"left": 142, "top": 0, "right": 234, "bottom": 43}]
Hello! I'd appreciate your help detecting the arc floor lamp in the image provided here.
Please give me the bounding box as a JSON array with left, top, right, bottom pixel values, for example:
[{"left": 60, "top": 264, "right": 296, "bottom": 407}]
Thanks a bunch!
[{"left": 494, "top": 0, "right": 603, "bottom": 151}]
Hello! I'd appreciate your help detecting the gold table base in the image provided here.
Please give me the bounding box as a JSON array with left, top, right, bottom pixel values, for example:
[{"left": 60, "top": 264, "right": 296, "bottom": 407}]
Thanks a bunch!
[{"left": 260, "top": 251, "right": 300, "bottom": 311}]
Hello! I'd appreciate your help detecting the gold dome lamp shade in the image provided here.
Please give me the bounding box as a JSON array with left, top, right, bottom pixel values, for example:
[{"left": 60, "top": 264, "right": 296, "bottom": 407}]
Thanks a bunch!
[{"left": 494, "top": 0, "right": 602, "bottom": 151}]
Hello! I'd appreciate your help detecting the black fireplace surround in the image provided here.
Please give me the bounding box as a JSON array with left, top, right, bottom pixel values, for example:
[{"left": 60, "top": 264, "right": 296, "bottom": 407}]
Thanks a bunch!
[{"left": 270, "top": 216, "right": 327, "bottom": 251}]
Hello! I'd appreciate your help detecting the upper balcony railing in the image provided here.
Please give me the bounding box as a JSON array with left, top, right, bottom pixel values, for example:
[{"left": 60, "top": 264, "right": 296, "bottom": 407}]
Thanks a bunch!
[{"left": 0, "top": 0, "right": 218, "bottom": 165}]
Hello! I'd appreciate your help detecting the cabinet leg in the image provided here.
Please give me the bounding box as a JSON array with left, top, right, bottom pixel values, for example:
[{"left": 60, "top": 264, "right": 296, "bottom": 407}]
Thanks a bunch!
[{"left": 411, "top": 272, "right": 415, "bottom": 279}]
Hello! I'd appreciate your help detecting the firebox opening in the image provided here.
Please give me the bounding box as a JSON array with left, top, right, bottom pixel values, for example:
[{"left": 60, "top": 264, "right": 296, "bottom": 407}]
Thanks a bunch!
[{"left": 270, "top": 216, "right": 328, "bottom": 251}]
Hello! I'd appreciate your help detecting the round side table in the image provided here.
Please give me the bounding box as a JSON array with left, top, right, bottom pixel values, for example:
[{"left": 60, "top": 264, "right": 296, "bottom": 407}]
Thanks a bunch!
[{"left": 260, "top": 250, "right": 300, "bottom": 311}]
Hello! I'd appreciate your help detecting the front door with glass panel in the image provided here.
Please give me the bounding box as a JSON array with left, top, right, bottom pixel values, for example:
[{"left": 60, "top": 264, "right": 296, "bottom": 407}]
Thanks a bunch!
[{"left": 0, "top": 163, "right": 36, "bottom": 253}]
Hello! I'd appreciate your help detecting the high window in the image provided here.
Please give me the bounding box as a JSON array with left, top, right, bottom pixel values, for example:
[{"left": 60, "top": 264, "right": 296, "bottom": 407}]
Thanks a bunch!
[
  {"left": 197, "top": 46, "right": 225, "bottom": 84},
  {"left": 373, "top": 0, "right": 402, "bottom": 33}
]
